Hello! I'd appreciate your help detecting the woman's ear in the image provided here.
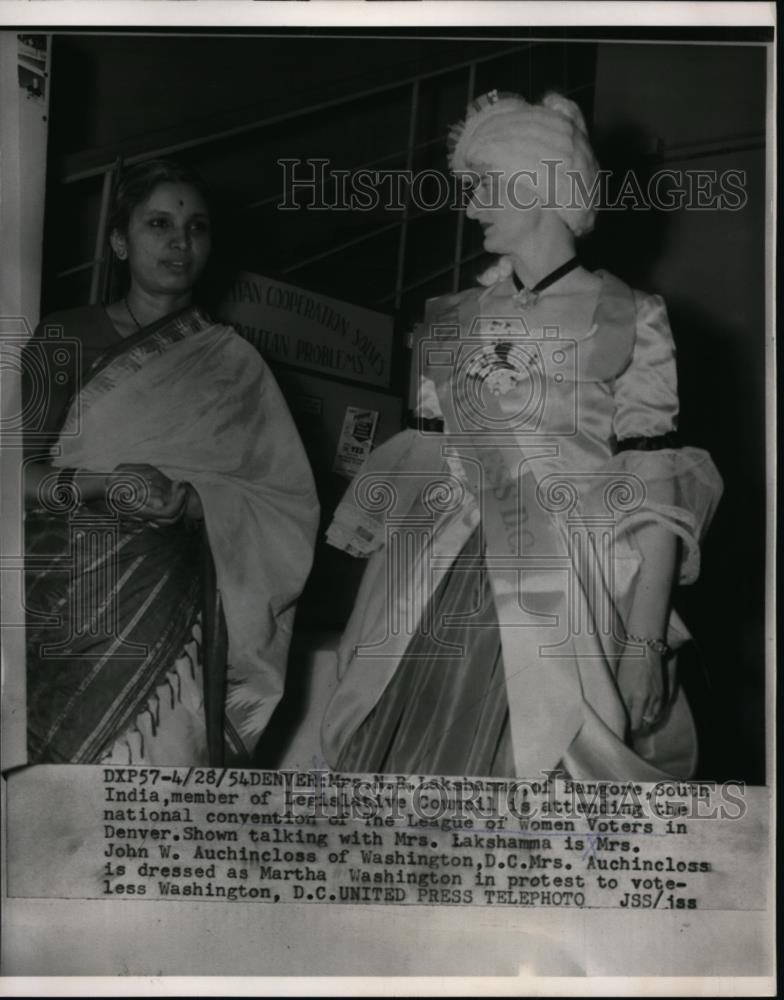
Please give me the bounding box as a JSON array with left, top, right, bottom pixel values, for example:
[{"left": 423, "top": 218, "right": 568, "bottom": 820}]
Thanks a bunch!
[{"left": 109, "top": 230, "right": 128, "bottom": 261}]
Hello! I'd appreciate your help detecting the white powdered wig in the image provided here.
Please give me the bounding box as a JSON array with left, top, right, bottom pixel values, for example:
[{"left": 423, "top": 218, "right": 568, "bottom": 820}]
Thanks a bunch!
[{"left": 449, "top": 89, "right": 599, "bottom": 239}]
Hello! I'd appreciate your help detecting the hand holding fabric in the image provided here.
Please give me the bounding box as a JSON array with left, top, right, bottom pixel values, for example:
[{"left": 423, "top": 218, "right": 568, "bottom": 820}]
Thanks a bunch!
[
  {"left": 108, "top": 462, "right": 187, "bottom": 523},
  {"left": 617, "top": 642, "right": 676, "bottom": 733}
]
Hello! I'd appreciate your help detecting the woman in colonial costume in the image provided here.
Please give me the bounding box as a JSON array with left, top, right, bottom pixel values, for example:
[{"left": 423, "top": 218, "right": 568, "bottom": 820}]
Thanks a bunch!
[
  {"left": 24, "top": 160, "right": 319, "bottom": 765},
  {"left": 323, "top": 92, "right": 722, "bottom": 781}
]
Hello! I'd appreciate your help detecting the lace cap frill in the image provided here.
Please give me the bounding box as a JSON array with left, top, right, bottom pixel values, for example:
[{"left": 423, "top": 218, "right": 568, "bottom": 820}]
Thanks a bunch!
[
  {"left": 326, "top": 430, "right": 455, "bottom": 558},
  {"left": 476, "top": 255, "right": 515, "bottom": 288}
]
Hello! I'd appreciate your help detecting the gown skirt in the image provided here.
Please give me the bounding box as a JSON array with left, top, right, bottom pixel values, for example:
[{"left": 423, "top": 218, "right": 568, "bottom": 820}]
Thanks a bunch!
[{"left": 336, "top": 526, "right": 516, "bottom": 778}]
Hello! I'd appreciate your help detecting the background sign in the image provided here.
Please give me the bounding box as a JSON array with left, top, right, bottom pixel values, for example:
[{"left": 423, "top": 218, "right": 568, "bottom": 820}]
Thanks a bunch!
[{"left": 218, "top": 271, "right": 394, "bottom": 388}]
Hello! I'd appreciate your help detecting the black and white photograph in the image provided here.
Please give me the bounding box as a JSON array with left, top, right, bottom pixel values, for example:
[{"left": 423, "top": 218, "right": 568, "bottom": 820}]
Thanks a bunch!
[{"left": 0, "top": 1, "right": 775, "bottom": 991}]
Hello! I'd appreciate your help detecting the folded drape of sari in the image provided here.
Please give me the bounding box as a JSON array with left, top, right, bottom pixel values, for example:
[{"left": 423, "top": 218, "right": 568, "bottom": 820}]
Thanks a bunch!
[{"left": 27, "top": 307, "right": 319, "bottom": 762}]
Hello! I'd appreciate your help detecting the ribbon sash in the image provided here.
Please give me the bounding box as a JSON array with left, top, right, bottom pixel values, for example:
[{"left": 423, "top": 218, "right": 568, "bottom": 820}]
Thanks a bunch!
[{"left": 427, "top": 303, "right": 625, "bottom": 776}]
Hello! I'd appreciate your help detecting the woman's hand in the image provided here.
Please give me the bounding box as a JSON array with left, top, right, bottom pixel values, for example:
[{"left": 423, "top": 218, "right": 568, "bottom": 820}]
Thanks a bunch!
[
  {"left": 617, "top": 642, "right": 674, "bottom": 733},
  {"left": 106, "top": 463, "right": 187, "bottom": 524},
  {"left": 619, "top": 520, "right": 679, "bottom": 734},
  {"left": 183, "top": 483, "right": 204, "bottom": 521}
]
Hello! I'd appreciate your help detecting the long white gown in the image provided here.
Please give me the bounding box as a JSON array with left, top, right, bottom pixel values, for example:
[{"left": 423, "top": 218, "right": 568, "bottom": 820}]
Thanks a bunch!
[{"left": 323, "top": 270, "right": 723, "bottom": 781}]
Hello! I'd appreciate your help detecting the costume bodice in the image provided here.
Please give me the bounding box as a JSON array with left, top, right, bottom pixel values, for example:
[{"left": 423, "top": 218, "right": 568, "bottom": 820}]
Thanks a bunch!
[{"left": 417, "top": 270, "right": 679, "bottom": 474}]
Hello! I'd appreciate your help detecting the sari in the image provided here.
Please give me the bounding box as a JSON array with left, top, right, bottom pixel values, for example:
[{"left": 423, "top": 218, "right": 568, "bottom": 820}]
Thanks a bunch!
[
  {"left": 324, "top": 271, "right": 723, "bottom": 781},
  {"left": 25, "top": 306, "right": 319, "bottom": 764}
]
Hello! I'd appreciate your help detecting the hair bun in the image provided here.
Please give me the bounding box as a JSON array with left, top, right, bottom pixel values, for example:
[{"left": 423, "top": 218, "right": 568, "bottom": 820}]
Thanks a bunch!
[{"left": 540, "top": 92, "right": 589, "bottom": 134}]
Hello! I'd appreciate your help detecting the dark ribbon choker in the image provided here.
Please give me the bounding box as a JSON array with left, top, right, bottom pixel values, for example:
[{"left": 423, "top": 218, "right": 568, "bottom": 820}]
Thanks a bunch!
[{"left": 511, "top": 256, "right": 580, "bottom": 306}]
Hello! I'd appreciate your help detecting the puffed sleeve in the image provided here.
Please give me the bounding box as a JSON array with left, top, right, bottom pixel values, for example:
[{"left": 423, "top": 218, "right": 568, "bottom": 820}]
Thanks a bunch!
[
  {"left": 613, "top": 293, "right": 679, "bottom": 442},
  {"left": 602, "top": 292, "right": 723, "bottom": 585}
]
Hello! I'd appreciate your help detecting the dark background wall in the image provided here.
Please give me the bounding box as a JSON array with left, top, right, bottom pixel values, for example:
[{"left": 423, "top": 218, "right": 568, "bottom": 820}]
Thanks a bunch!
[
  {"left": 38, "top": 33, "right": 768, "bottom": 783},
  {"left": 43, "top": 34, "right": 596, "bottom": 315},
  {"left": 587, "top": 43, "right": 767, "bottom": 784}
]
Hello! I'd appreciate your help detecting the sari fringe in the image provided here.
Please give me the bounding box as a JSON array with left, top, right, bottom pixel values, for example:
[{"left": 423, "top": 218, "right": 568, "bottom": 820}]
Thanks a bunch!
[{"left": 100, "top": 621, "right": 208, "bottom": 767}]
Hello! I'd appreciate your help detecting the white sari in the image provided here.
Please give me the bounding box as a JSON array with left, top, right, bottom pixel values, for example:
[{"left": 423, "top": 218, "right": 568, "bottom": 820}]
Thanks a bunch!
[{"left": 50, "top": 307, "right": 320, "bottom": 763}]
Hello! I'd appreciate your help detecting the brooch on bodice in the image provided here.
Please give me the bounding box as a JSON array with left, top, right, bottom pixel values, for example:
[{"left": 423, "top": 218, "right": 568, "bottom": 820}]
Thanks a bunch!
[
  {"left": 464, "top": 340, "right": 541, "bottom": 396},
  {"left": 511, "top": 285, "right": 540, "bottom": 310},
  {"left": 510, "top": 256, "right": 581, "bottom": 311}
]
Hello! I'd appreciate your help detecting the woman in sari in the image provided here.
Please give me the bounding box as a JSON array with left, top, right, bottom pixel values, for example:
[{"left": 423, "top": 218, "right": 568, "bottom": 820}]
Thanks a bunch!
[
  {"left": 24, "top": 159, "right": 319, "bottom": 765},
  {"left": 323, "top": 91, "right": 723, "bottom": 781}
]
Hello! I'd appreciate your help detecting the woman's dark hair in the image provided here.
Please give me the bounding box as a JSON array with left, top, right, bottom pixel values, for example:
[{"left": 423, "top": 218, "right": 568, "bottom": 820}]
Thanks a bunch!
[
  {"left": 106, "top": 158, "right": 236, "bottom": 305},
  {"left": 108, "top": 158, "right": 212, "bottom": 236}
]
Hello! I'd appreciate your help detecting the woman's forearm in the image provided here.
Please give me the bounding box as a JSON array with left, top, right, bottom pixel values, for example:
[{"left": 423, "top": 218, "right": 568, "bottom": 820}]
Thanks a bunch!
[
  {"left": 25, "top": 462, "right": 190, "bottom": 525},
  {"left": 24, "top": 462, "right": 107, "bottom": 505},
  {"left": 24, "top": 462, "right": 52, "bottom": 501},
  {"left": 625, "top": 522, "right": 678, "bottom": 640},
  {"left": 618, "top": 522, "right": 679, "bottom": 730},
  {"left": 619, "top": 450, "right": 679, "bottom": 640}
]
